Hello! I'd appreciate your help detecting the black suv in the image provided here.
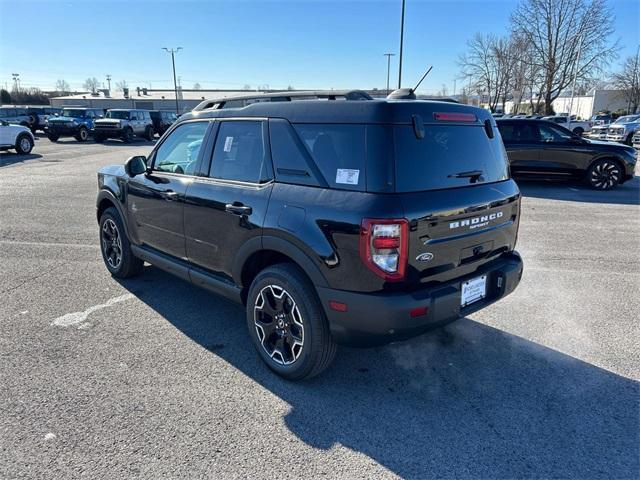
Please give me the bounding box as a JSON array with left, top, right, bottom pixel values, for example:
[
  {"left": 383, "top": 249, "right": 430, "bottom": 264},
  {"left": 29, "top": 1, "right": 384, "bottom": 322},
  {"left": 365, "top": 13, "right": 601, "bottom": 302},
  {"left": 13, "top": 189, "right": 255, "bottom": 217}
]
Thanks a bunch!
[
  {"left": 497, "top": 119, "right": 637, "bottom": 190},
  {"left": 96, "top": 92, "right": 524, "bottom": 379},
  {"left": 149, "top": 110, "right": 178, "bottom": 136}
]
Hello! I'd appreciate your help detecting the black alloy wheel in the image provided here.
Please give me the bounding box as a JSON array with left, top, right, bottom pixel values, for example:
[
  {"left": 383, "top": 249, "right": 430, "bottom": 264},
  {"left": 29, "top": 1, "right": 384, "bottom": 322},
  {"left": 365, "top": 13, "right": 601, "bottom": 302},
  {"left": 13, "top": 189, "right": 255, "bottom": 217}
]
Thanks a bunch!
[{"left": 588, "top": 159, "right": 622, "bottom": 190}]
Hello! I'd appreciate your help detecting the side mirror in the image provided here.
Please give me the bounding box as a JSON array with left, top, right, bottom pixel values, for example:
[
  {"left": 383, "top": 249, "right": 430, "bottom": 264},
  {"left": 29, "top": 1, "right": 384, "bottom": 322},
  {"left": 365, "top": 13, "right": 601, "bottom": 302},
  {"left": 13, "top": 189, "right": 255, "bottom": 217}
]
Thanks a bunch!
[{"left": 124, "top": 156, "right": 147, "bottom": 177}]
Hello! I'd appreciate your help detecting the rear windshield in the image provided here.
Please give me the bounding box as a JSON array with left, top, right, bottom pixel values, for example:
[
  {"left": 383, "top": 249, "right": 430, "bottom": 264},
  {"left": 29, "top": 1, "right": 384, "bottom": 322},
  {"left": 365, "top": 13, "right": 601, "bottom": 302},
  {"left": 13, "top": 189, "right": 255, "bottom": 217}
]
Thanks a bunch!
[{"left": 393, "top": 124, "right": 509, "bottom": 192}]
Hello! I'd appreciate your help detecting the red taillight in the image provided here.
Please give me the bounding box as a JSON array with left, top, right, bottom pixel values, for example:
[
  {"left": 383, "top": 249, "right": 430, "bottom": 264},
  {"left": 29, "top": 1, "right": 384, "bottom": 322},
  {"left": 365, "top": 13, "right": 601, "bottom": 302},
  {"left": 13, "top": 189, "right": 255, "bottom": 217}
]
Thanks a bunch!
[
  {"left": 433, "top": 112, "right": 477, "bottom": 122},
  {"left": 360, "top": 218, "right": 408, "bottom": 282},
  {"left": 410, "top": 306, "right": 429, "bottom": 318}
]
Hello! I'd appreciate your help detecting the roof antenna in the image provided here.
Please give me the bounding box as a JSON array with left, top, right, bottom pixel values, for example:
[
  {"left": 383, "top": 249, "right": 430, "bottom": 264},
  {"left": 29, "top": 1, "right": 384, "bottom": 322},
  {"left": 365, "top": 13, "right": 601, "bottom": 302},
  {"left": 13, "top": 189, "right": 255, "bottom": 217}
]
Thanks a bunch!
[{"left": 387, "top": 65, "right": 433, "bottom": 100}]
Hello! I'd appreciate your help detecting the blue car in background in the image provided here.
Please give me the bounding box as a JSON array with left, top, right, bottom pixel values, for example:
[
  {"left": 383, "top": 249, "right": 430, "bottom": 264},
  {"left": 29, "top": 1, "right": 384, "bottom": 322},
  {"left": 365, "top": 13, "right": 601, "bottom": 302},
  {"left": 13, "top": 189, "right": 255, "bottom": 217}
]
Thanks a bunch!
[{"left": 44, "top": 107, "right": 104, "bottom": 142}]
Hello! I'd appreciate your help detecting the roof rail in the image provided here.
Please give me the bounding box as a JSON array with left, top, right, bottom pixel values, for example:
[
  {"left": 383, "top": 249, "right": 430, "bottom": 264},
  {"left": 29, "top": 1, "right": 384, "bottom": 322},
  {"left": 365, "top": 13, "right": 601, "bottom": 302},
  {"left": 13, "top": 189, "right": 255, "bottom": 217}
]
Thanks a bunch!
[{"left": 192, "top": 89, "right": 373, "bottom": 112}]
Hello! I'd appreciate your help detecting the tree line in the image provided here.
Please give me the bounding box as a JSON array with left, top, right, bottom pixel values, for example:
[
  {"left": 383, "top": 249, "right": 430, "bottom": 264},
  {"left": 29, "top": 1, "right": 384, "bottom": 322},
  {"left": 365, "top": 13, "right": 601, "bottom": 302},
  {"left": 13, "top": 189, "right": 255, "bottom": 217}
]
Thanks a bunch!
[{"left": 458, "top": 0, "right": 638, "bottom": 115}]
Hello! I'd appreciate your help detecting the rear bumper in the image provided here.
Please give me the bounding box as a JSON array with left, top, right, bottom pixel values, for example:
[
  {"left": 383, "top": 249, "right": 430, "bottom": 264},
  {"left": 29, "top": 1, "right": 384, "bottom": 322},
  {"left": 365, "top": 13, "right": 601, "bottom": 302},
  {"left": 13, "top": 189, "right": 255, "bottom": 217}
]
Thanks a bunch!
[{"left": 317, "top": 252, "right": 523, "bottom": 347}]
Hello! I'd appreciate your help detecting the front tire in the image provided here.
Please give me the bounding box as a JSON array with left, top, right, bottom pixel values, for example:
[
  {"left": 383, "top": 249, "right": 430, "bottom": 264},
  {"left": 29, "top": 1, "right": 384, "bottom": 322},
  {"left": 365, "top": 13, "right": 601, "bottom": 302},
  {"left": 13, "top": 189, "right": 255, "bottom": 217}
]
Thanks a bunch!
[
  {"left": 75, "top": 126, "right": 89, "bottom": 142},
  {"left": 47, "top": 134, "right": 59, "bottom": 142},
  {"left": 573, "top": 127, "right": 584, "bottom": 136},
  {"left": 93, "top": 133, "right": 105, "bottom": 143},
  {"left": 246, "top": 264, "right": 336, "bottom": 380},
  {"left": 15, "top": 134, "right": 34, "bottom": 154},
  {"left": 587, "top": 158, "right": 622, "bottom": 190},
  {"left": 145, "top": 126, "right": 154, "bottom": 141},
  {"left": 122, "top": 127, "right": 133, "bottom": 143},
  {"left": 99, "top": 207, "right": 143, "bottom": 278}
]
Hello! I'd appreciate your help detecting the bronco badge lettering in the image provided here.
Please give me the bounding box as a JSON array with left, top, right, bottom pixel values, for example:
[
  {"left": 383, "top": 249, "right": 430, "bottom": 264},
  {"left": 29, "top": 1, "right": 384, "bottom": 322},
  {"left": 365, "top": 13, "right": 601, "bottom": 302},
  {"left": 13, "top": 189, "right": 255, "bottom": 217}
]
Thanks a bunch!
[{"left": 450, "top": 211, "right": 503, "bottom": 230}]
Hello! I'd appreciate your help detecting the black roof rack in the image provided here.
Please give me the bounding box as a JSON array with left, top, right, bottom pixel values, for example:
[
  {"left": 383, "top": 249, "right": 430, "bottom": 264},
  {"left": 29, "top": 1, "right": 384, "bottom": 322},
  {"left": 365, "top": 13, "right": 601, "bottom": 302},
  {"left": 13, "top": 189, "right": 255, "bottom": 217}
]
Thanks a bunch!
[{"left": 192, "top": 90, "right": 373, "bottom": 112}]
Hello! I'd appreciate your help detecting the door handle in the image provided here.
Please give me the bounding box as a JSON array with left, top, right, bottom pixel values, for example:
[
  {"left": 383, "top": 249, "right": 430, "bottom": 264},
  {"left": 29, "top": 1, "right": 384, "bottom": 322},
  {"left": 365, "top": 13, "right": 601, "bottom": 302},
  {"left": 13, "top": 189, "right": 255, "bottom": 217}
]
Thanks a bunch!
[
  {"left": 162, "top": 190, "right": 179, "bottom": 201},
  {"left": 225, "top": 202, "right": 252, "bottom": 216}
]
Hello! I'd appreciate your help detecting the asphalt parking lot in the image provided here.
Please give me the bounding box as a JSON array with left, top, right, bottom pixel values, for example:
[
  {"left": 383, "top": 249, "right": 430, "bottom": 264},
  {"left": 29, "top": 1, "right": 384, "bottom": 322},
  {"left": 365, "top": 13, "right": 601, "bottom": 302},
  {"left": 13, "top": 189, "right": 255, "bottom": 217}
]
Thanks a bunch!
[{"left": 1, "top": 136, "right": 639, "bottom": 479}]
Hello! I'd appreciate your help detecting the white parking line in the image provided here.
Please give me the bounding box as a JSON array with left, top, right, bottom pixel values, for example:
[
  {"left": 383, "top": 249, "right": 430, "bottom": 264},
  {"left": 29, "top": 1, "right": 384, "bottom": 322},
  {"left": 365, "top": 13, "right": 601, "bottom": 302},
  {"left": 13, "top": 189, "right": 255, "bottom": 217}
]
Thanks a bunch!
[
  {"left": 51, "top": 294, "right": 134, "bottom": 328},
  {"left": 0, "top": 240, "right": 99, "bottom": 249}
]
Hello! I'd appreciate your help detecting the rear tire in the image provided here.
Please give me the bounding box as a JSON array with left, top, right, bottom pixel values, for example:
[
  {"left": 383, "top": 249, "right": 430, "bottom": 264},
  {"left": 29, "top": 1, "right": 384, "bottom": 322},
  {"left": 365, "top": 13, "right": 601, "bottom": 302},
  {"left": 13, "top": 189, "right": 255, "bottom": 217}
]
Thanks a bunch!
[
  {"left": 145, "top": 126, "right": 154, "bottom": 141},
  {"left": 587, "top": 158, "right": 622, "bottom": 190},
  {"left": 99, "top": 207, "right": 143, "bottom": 278},
  {"left": 246, "top": 263, "right": 336, "bottom": 380},
  {"left": 15, "top": 134, "right": 33, "bottom": 154}
]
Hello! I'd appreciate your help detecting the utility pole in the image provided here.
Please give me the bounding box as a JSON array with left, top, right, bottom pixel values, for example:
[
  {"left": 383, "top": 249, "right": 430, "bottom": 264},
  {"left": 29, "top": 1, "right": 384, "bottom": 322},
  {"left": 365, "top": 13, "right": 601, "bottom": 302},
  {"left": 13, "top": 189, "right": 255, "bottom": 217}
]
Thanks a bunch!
[
  {"left": 398, "top": 0, "right": 406, "bottom": 89},
  {"left": 105, "top": 74, "right": 111, "bottom": 91},
  {"left": 383, "top": 53, "right": 395, "bottom": 95},
  {"left": 163, "top": 47, "right": 183, "bottom": 114}
]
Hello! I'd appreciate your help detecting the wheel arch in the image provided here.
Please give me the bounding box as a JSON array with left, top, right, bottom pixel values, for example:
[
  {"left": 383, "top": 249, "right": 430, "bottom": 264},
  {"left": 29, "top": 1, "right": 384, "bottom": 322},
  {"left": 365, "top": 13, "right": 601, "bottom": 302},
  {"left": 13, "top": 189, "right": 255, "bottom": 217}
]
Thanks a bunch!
[
  {"left": 234, "top": 235, "right": 329, "bottom": 304},
  {"left": 96, "top": 189, "right": 131, "bottom": 238}
]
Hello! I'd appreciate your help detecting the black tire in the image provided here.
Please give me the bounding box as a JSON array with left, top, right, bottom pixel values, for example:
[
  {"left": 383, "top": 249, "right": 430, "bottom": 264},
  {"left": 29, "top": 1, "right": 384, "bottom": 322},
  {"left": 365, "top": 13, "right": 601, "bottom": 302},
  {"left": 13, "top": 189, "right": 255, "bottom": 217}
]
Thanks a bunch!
[
  {"left": 122, "top": 127, "right": 133, "bottom": 143},
  {"left": 145, "top": 126, "right": 154, "bottom": 141},
  {"left": 93, "top": 133, "right": 105, "bottom": 143},
  {"left": 587, "top": 158, "right": 623, "bottom": 190},
  {"left": 246, "top": 263, "right": 336, "bottom": 380},
  {"left": 573, "top": 127, "right": 584, "bottom": 136},
  {"left": 47, "top": 134, "right": 59, "bottom": 142},
  {"left": 75, "top": 126, "right": 89, "bottom": 142},
  {"left": 99, "top": 207, "right": 143, "bottom": 278},
  {"left": 625, "top": 133, "right": 634, "bottom": 146},
  {"left": 15, "top": 134, "right": 34, "bottom": 154}
]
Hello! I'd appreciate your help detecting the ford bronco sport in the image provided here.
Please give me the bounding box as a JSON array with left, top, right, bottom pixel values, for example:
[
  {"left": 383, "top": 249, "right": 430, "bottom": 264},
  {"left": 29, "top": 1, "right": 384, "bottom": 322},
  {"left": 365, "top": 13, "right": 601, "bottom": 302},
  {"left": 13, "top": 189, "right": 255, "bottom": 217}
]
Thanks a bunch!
[
  {"left": 93, "top": 109, "right": 154, "bottom": 143},
  {"left": 96, "top": 91, "right": 523, "bottom": 380}
]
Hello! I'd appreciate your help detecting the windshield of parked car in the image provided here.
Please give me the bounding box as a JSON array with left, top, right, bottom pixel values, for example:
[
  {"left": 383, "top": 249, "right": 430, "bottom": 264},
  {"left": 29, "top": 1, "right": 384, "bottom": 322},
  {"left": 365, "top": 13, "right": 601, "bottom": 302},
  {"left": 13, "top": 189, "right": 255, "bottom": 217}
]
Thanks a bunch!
[
  {"left": 61, "top": 109, "right": 86, "bottom": 118},
  {"left": 613, "top": 115, "right": 640, "bottom": 124},
  {"left": 106, "top": 111, "right": 130, "bottom": 120}
]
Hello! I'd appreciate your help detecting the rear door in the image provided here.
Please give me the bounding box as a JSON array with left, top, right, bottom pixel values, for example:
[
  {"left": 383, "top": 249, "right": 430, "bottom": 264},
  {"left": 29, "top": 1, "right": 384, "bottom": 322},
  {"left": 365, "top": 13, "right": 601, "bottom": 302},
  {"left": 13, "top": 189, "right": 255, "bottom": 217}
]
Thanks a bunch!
[
  {"left": 184, "top": 119, "right": 273, "bottom": 282},
  {"left": 496, "top": 121, "right": 541, "bottom": 173}
]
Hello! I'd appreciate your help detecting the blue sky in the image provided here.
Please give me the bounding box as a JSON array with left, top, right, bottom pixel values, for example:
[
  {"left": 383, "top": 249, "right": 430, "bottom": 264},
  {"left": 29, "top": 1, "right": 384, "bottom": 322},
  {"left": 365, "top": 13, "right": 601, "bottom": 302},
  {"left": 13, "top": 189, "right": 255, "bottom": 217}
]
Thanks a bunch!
[{"left": 1, "top": 0, "right": 638, "bottom": 94}]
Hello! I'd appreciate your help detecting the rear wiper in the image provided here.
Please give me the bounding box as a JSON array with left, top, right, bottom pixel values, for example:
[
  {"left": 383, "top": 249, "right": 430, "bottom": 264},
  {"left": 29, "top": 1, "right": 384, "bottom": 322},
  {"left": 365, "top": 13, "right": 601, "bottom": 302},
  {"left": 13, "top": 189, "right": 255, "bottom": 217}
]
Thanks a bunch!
[{"left": 448, "top": 170, "right": 484, "bottom": 183}]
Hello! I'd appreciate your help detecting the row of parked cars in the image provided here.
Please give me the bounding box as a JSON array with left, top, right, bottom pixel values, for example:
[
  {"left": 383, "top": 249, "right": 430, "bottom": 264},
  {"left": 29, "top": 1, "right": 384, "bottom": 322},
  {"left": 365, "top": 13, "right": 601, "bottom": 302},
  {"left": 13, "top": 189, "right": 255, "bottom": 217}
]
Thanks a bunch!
[{"left": 0, "top": 105, "right": 179, "bottom": 151}]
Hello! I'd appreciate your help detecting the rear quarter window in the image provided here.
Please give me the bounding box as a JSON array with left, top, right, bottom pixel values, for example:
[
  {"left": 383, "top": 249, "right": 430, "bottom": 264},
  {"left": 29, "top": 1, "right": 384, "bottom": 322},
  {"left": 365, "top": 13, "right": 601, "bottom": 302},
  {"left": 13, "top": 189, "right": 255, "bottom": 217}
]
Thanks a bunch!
[{"left": 294, "top": 124, "right": 366, "bottom": 191}]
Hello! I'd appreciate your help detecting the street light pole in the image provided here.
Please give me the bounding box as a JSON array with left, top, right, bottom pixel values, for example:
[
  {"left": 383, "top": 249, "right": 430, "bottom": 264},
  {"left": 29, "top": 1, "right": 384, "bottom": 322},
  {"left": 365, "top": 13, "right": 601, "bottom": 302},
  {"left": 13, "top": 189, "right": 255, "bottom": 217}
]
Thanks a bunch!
[
  {"left": 105, "top": 74, "right": 111, "bottom": 91},
  {"left": 384, "top": 53, "right": 395, "bottom": 95},
  {"left": 398, "top": 0, "right": 406, "bottom": 89},
  {"left": 163, "top": 47, "right": 183, "bottom": 115}
]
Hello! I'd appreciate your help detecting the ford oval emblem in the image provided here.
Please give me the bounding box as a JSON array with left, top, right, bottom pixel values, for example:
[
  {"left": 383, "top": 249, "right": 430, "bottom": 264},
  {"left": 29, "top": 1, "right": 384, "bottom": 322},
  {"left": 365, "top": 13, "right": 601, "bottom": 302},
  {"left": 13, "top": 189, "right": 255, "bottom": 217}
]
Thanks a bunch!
[{"left": 416, "top": 252, "right": 434, "bottom": 262}]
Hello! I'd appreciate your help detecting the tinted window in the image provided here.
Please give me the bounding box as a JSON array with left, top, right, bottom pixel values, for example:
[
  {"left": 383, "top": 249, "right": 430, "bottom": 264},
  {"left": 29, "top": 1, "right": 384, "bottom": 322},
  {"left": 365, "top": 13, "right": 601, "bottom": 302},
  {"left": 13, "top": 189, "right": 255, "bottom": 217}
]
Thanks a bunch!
[
  {"left": 62, "top": 109, "right": 86, "bottom": 118},
  {"left": 210, "top": 121, "right": 270, "bottom": 183},
  {"left": 269, "top": 119, "right": 322, "bottom": 187},
  {"left": 394, "top": 124, "right": 509, "bottom": 192},
  {"left": 538, "top": 123, "right": 573, "bottom": 143},
  {"left": 106, "top": 111, "right": 130, "bottom": 119},
  {"left": 154, "top": 121, "right": 209, "bottom": 175},
  {"left": 497, "top": 122, "right": 538, "bottom": 142},
  {"left": 294, "top": 124, "right": 365, "bottom": 191}
]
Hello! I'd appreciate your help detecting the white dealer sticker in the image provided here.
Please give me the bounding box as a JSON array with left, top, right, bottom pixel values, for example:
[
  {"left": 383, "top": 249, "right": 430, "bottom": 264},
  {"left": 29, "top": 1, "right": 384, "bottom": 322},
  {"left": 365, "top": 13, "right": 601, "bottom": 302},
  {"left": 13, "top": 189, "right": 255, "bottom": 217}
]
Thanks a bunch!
[
  {"left": 335, "top": 168, "right": 360, "bottom": 185},
  {"left": 223, "top": 136, "right": 234, "bottom": 152}
]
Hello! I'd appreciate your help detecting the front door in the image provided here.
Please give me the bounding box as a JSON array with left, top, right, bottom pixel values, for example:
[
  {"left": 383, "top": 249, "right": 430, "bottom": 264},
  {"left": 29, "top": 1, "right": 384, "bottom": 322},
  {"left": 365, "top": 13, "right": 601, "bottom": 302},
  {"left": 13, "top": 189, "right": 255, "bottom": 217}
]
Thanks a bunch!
[
  {"left": 536, "top": 122, "right": 590, "bottom": 174},
  {"left": 184, "top": 120, "right": 273, "bottom": 282},
  {"left": 126, "top": 120, "right": 211, "bottom": 260}
]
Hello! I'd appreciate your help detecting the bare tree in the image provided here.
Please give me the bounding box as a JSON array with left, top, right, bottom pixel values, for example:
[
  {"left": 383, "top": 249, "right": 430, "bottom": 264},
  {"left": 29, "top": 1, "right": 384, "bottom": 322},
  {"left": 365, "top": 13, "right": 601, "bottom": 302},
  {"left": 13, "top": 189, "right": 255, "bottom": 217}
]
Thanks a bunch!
[
  {"left": 511, "top": 0, "right": 618, "bottom": 114},
  {"left": 611, "top": 48, "right": 640, "bottom": 114},
  {"left": 458, "top": 33, "right": 502, "bottom": 111},
  {"left": 83, "top": 77, "right": 99, "bottom": 94},
  {"left": 115, "top": 80, "right": 128, "bottom": 92},
  {"left": 55, "top": 79, "right": 70, "bottom": 94},
  {"left": 193, "top": 83, "right": 201, "bottom": 90},
  {"left": 242, "top": 84, "right": 252, "bottom": 91}
]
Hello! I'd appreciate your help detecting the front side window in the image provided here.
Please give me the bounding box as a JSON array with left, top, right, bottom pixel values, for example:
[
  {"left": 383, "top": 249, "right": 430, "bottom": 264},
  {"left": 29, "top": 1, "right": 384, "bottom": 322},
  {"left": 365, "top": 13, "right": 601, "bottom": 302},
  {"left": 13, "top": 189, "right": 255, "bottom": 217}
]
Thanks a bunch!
[
  {"left": 106, "top": 111, "right": 130, "bottom": 120},
  {"left": 210, "top": 121, "right": 270, "bottom": 183},
  {"left": 153, "top": 121, "right": 209, "bottom": 175}
]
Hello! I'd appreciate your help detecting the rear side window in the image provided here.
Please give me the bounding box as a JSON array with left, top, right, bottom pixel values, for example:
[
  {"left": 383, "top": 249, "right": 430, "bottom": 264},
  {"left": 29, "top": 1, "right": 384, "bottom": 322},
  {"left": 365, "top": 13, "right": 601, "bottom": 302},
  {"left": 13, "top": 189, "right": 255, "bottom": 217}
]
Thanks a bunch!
[
  {"left": 294, "top": 124, "right": 365, "bottom": 191},
  {"left": 394, "top": 124, "right": 509, "bottom": 192},
  {"left": 497, "top": 122, "right": 538, "bottom": 143},
  {"left": 210, "top": 121, "right": 271, "bottom": 183}
]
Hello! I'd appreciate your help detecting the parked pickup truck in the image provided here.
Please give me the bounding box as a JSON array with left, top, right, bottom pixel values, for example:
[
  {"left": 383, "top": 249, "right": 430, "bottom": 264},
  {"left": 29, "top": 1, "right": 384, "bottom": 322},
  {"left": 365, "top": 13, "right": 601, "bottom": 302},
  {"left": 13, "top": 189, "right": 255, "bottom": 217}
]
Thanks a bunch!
[
  {"left": 605, "top": 115, "right": 640, "bottom": 145},
  {"left": 542, "top": 116, "right": 592, "bottom": 136}
]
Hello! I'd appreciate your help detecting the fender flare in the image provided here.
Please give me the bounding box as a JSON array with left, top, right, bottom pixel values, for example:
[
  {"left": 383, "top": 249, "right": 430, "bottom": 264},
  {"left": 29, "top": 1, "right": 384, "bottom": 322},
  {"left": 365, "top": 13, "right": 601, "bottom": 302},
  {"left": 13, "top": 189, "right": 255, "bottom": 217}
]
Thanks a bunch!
[
  {"left": 96, "top": 189, "right": 132, "bottom": 238},
  {"left": 232, "top": 235, "right": 329, "bottom": 288}
]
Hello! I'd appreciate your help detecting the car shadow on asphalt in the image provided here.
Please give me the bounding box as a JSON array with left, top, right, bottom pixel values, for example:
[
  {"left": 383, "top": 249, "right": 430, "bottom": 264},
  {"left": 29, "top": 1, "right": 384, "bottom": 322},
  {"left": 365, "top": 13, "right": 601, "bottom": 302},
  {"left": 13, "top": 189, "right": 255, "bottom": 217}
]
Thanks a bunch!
[
  {"left": 0, "top": 153, "right": 43, "bottom": 167},
  {"left": 517, "top": 175, "right": 640, "bottom": 205},
  {"left": 118, "top": 266, "right": 638, "bottom": 479}
]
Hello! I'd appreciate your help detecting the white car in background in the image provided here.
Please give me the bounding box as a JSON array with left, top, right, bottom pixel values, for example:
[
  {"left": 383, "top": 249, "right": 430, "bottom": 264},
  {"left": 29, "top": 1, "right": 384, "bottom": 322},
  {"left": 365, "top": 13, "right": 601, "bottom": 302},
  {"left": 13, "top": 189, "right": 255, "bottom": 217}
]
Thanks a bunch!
[{"left": 0, "top": 120, "right": 35, "bottom": 154}]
